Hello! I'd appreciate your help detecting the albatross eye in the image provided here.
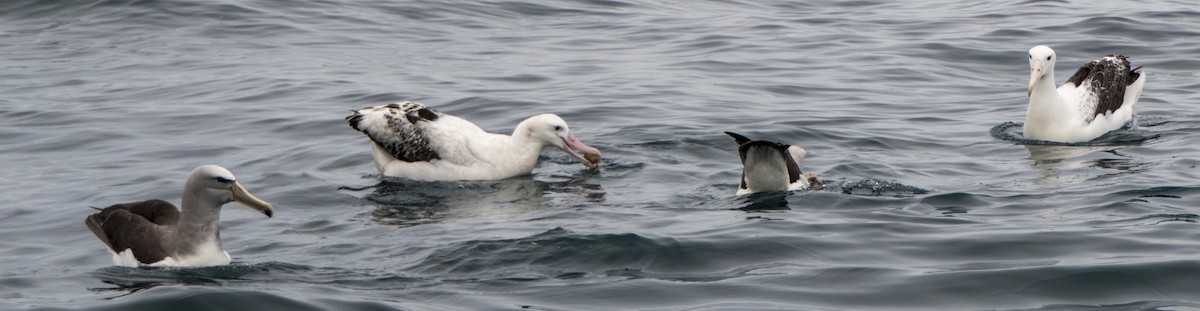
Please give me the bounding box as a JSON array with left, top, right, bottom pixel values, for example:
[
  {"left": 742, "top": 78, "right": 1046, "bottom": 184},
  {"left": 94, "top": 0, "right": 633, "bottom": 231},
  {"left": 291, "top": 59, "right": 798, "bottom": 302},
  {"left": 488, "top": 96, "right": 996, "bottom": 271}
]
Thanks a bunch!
[
  {"left": 554, "top": 125, "right": 563, "bottom": 131},
  {"left": 1046, "top": 56, "right": 1051, "bottom": 60},
  {"left": 215, "top": 177, "right": 234, "bottom": 183},
  {"left": 1029, "top": 55, "right": 1032, "bottom": 59}
]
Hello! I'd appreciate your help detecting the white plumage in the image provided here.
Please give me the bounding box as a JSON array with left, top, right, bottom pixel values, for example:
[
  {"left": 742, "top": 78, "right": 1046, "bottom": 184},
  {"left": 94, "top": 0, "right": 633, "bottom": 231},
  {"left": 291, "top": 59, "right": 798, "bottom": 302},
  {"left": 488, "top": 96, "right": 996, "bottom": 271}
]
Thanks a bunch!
[
  {"left": 347, "top": 101, "right": 602, "bottom": 181},
  {"left": 1024, "top": 45, "right": 1147, "bottom": 143}
]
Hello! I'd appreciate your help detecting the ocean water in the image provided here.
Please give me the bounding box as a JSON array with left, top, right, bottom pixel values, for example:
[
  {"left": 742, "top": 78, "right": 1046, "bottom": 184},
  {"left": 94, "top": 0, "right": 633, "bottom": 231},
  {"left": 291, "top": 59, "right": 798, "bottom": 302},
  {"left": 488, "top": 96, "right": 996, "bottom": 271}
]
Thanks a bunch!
[{"left": 3, "top": 0, "right": 1200, "bottom": 310}]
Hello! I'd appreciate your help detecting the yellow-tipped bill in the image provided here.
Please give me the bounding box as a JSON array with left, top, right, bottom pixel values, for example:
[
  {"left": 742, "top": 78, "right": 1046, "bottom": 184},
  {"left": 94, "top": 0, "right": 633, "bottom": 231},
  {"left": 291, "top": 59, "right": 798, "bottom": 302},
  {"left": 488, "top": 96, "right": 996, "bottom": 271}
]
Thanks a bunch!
[{"left": 231, "top": 181, "right": 274, "bottom": 218}]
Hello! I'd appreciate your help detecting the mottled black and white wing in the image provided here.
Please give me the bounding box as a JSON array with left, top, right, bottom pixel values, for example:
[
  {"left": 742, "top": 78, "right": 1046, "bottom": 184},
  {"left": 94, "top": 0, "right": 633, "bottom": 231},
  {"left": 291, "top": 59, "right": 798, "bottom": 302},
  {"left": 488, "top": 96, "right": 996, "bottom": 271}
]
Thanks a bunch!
[
  {"left": 1064, "top": 55, "right": 1142, "bottom": 120},
  {"left": 346, "top": 101, "right": 443, "bottom": 162}
]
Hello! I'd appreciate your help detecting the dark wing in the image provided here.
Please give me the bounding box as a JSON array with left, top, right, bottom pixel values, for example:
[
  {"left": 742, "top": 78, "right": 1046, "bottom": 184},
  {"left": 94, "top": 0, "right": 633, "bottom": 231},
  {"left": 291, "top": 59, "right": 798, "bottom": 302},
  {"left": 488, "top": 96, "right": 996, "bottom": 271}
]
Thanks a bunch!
[
  {"left": 724, "top": 131, "right": 753, "bottom": 145},
  {"left": 782, "top": 147, "right": 803, "bottom": 184},
  {"left": 738, "top": 140, "right": 803, "bottom": 184},
  {"left": 346, "top": 101, "right": 442, "bottom": 162},
  {"left": 726, "top": 132, "right": 754, "bottom": 189},
  {"left": 85, "top": 199, "right": 178, "bottom": 264},
  {"left": 1064, "top": 55, "right": 1139, "bottom": 117}
]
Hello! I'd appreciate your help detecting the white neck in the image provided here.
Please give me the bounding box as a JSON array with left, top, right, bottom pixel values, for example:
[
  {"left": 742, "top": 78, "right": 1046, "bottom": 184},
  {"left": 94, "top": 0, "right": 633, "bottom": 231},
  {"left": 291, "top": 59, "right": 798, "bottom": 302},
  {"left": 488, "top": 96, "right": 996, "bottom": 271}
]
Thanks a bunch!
[
  {"left": 498, "top": 122, "right": 548, "bottom": 175},
  {"left": 1024, "top": 67, "right": 1070, "bottom": 137}
]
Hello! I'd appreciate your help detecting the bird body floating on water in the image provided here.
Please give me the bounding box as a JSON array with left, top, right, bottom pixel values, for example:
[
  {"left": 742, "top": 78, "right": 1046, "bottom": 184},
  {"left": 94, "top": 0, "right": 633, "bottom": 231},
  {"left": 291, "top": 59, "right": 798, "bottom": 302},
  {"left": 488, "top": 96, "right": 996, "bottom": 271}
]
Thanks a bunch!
[
  {"left": 347, "top": 101, "right": 602, "bottom": 181},
  {"left": 1024, "top": 45, "right": 1146, "bottom": 143},
  {"left": 85, "top": 165, "right": 274, "bottom": 267},
  {"left": 725, "top": 132, "right": 823, "bottom": 195}
]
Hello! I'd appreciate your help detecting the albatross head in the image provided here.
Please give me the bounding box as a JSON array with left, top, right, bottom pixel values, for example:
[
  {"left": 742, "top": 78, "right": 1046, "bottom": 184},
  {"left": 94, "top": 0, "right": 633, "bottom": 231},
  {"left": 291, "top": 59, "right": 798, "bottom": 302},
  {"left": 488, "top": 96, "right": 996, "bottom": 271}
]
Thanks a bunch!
[
  {"left": 523, "top": 114, "right": 603, "bottom": 168},
  {"left": 188, "top": 165, "right": 275, "bottom": 218},
  {"left": 1028, "top": 45, "right": 1056, "bottom": 96}
]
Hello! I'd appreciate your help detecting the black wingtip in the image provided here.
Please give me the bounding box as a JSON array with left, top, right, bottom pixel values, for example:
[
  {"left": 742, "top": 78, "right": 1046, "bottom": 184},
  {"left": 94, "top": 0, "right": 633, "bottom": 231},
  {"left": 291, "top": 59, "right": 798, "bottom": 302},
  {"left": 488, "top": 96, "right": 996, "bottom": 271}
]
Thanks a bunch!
[
  {"left": 724, "top": 132, "right": 752, "bottom": 145},
  {"left": 416, "top": 108, "right": 439, "bottom": 121},
  {"left": 346, "top": 113, "right": 364, "bottom": 130}
]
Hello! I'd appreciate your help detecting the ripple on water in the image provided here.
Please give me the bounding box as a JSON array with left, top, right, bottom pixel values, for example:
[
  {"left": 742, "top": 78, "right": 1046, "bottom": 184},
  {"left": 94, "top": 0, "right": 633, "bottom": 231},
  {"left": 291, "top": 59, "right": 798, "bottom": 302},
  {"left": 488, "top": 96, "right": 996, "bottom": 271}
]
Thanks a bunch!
[
  {"left": 81, "top": 285, "right": 403, "bottom": 311},
  {"left": 5, "top": 0, "right": 1200, "bottom": 309},
  {"left": 990, "top": 121, "right": 1160, "bottom": 146}
]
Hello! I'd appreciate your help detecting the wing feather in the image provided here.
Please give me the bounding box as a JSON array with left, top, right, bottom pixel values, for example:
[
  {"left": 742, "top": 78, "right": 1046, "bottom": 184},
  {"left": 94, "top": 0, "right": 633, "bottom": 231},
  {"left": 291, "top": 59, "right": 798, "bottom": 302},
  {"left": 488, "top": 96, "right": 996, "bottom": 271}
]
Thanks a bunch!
[
  {"left": 1064, "top": 56, "right": 1138, "bottom": 119},
  {"left": 85, "top": 200, "right": 178, "bottom": 264},
  {"left": 346, "top": 101, "right": 443, "bottom": 162}
]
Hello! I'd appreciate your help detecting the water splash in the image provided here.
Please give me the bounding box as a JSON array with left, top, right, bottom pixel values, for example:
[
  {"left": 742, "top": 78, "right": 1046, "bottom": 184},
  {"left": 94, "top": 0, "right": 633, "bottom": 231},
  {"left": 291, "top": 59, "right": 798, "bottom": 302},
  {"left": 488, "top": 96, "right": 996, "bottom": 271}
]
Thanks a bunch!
[{"left": 836, "top": 179, "right": 930, "bottom": 197}]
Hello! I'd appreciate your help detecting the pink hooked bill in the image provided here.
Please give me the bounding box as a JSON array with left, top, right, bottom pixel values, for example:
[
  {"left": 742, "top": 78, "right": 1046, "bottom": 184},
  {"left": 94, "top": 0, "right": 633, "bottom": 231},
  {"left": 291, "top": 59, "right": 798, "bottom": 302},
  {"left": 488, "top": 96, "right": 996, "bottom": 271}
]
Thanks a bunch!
[{"left": 560, "top": 132, "right": 602, "bottom": 168}]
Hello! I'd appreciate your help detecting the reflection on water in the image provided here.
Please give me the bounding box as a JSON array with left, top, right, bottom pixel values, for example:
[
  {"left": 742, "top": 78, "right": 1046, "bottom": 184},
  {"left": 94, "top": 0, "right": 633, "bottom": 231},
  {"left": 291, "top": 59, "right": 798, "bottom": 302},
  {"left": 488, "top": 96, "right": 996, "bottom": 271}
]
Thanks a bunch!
[
  {"left": 1024, "top": 146, "right": 1151, "bottom": 184},
  {"left": 88, "top": 264, "right": 263, "bottom": 298},
  {"left": 346, "top": 174, "right": 605, "bottom": 227},
  {"left": 1024, "top": 144, "right": 1103, "bottom": 163},
  {"left": 737, "top": 191, "right": 790, "bottom": 211},
  {"left": 991, "top": 121, "right": 1159, "bottom": 184},
  {"left": 990, "top": 121, "right": 1159, "bottom": 147}
]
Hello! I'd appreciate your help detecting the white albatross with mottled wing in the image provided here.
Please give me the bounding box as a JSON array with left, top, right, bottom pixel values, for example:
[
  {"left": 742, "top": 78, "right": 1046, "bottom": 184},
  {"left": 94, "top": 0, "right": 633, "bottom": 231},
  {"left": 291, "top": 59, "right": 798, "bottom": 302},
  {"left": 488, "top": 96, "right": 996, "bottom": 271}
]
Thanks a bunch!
[
  {"left": 84, "top": 165, "right": 274, "bottom": 267},
  {"left": 346, "top": 101, "right": 602, "bottom": 181},
  {"left": 1024, "top": 45, "right": 1147, "bottom": 143}
]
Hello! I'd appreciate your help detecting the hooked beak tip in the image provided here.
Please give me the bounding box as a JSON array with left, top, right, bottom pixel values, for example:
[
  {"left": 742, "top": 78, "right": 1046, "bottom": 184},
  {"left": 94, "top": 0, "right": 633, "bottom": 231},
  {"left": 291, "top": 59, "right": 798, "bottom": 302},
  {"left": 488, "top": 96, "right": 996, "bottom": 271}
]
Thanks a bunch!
[
  {"left": 560, "top": 135, "right": 602, "bottom": 168},
  {"left": 231, "top": 181, "right": 274, "bottom": 219}
]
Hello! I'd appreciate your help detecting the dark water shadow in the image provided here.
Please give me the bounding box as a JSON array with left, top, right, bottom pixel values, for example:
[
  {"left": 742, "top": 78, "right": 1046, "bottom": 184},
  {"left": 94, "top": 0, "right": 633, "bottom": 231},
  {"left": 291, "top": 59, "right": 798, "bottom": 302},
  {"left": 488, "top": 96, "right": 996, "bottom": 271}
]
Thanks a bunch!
[
  {"left": 87, "top": 263, "right": 273, "bottom": 299},
  {"left": 345, "top": 174, "right": 604, "bottom": 227},
  {"left": 408, "top": 227, "right": 671, "bottom": 278},
  {"left": 729, "top": 179, "right": 929, "bottom": 213},
  {"left": 81, "top": 265, "right": 409, "bottom": 310},
  {"left": 990, "top": 121, "right": 1159, "bottom": 147},
  {"left": 735, "top": 191, "right": 791, "bottom": 211},
  {"left": 87, "top": 261, "right": 428, "bottom": 300}
]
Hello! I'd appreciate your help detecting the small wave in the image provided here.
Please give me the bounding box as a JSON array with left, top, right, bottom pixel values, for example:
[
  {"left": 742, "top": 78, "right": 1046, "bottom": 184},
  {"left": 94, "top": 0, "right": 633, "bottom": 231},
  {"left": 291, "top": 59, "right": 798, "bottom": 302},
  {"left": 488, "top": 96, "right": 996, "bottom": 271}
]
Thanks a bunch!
[
  {"left": 87, "top": 262, "right": 276, "bottom": 297},
  {"left": 990, "top": 121, "right": 1158, "bottom": 146},
  {"left": 81, "top": 285, "right": 402, "bottom": 311},
  {"left": 1114, "top": 186, "right": 1200, "bottom": 199},
  {"left": 409, "top": 227, "right": 676, "bottom": 277}
]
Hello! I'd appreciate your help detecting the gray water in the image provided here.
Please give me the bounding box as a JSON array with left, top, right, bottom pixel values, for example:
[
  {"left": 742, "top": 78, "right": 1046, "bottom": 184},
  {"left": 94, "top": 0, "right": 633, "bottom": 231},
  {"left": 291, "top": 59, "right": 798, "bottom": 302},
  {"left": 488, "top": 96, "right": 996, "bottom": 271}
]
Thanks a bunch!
[{"left": 3, "top": 0, "right": 1200, "bottom": 310}]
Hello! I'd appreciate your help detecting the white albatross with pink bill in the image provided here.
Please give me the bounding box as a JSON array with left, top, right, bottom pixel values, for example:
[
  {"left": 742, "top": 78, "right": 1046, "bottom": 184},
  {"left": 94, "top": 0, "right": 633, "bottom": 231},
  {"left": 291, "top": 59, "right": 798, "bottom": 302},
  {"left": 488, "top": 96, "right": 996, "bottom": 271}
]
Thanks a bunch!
[{"left": 347, "top": 101, "right": 602, "bottom": 181}]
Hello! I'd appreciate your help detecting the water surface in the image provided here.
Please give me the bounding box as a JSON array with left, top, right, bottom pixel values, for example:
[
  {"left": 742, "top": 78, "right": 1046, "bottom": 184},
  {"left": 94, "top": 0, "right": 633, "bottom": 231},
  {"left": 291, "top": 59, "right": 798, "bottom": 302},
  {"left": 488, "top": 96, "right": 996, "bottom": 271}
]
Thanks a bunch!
[{"left": 3, "top": 0, "right": 1200, "bottom": 310}]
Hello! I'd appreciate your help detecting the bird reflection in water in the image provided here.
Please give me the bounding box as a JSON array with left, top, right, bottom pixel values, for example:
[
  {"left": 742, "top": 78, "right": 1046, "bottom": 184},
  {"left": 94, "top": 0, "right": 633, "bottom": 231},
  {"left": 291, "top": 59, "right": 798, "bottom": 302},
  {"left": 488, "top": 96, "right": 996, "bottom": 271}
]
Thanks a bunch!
[
  {"left": 345, "top": 173, "right": 605, "bottom": 227},
  {"left": 736, "top": 191, "right": 791, "bottom": 211}
]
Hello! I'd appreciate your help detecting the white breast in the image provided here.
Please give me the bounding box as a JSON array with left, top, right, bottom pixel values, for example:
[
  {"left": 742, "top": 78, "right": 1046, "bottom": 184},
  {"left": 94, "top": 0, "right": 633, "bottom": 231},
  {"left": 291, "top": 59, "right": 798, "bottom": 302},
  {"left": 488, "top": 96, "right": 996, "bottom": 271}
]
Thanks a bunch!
[{"left": 110, "top": 238, "right": 232, "bottom": 267}]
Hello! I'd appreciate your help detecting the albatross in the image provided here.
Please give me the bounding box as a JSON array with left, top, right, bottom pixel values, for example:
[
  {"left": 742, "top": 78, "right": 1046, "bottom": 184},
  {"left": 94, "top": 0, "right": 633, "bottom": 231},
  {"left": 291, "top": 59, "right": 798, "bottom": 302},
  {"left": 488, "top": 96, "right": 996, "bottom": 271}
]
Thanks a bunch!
[
  {"left": 725, "top": 132, "right": 823, "bottom": 195},
  {"left": 1024, "top": 45, "right": 1147, "bottom": 143},
  {"left": 346, "top": 101, "right": 602, "bottom": 181},
  {"left": 84, "top": 165, "right": 274, "bottom": 267}
]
